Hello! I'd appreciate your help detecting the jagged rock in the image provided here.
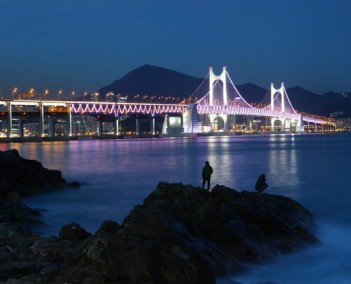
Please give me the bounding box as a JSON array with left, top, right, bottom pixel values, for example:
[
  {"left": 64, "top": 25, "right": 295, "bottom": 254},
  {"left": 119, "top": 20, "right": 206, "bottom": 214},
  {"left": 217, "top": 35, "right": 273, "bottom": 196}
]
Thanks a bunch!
[
  {"left": 0, "top": 150, "right": 82, "bottom": 283},
  {"left": 0, "top": 200, "right": 45, "bottom": 230},
  {"left": 5, "top": 191, "right": 21, "bottom": 202},
  {"left": 0, "top": 166, "right": 318, "bottom": 284},
  {"left": 0, "top": 201, "right": 60, "bottom": 283},
  {"left": 59, "top": 222, "right": 92, "bottom": 242},
  {"left": 56, "top": 182, "right": 318, "bottom": 284},
  {"left": 0, "top": 149, "right": 79, "bottom": 198},
  {"left": 95, "top": 220, "right": 121, "bottom": 236}
]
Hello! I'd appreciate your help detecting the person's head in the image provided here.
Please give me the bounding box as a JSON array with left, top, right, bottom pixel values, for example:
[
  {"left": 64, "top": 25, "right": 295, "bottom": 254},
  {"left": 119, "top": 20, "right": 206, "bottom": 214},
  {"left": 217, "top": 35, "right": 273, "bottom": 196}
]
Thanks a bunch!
[{"left": 205, "top": 161, "right": 209, "bottom": 165}]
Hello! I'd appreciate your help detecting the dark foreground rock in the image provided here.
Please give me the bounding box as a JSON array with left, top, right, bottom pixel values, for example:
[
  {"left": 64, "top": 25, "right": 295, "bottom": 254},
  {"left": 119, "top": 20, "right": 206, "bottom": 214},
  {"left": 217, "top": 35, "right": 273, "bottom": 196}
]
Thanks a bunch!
[
  {"left": 0, "top": 149, "right": 80, "bottom": 199},
  {"left": 0, "top": 179, "right": 318, "bottom": 283},
  {"left": 0, "top": 149, "right": 82, "bottom": 283},
  {"left": 0, "top": 199, "right": 89, "bottom": 283},
  {"left": 54, "top": 182, "right": 318, "bottom": 284}
]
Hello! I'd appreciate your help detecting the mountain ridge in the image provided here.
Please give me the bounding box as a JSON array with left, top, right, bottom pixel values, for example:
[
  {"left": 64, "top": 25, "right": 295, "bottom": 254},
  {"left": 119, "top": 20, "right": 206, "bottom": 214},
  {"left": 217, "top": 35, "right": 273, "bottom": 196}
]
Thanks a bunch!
[{"left": 98, "top": 64, "right": 351, "bottom": 117}]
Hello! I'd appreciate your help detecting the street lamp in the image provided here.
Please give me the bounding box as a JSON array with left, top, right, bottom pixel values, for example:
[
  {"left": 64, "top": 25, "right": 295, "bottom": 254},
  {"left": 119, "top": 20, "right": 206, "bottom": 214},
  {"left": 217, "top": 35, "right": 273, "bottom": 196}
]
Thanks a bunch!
[
  {"left": 29, "top": 88, "right": 35, "bottom": 99},
  {"left": 58, "top": 90, "right": 63, "bottom": 100},
  {"left": 71, "top": 91, "right": 75, "bottom": 101},
  {"left": 83, "top": 91, "right": 88, "bottom": 101},
  {"left": 93, "top": 92, "right": 99, "bottom": 101},
  {"left": 12, "top": 87, "right": 18, "bottom": 100},
  {"left": 44, "top": 89, "right": 49, "bottom": 100}
]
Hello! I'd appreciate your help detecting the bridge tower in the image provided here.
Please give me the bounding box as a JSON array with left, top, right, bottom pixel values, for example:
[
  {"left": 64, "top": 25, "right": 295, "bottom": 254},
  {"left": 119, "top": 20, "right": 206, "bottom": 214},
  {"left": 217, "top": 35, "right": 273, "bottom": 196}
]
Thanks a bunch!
[
  {"left": 209, "top": 66, "right": 228, "bottom": 131},
  {"left": 270, "top": 82, "right": 285, "bottom": 113},
  {"left": 209, "top": 66, "right": 228, "bottom": 106},
  {"left": 270, "top": 83, "right": 304, "bottom": 132}
]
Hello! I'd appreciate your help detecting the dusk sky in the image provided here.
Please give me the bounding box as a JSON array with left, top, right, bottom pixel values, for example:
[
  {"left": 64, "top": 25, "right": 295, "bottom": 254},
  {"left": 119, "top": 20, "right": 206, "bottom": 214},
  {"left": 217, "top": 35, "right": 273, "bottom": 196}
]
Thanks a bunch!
[{"left": 1, "top": 0, "right": 350, "bottom": 99}]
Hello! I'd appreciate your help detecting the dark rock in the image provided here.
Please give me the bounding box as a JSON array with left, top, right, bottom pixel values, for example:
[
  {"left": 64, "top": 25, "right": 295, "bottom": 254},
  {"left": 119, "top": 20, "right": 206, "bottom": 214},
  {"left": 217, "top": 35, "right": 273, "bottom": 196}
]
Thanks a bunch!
[
  {"left": 30, "top": 236, "right": 82, "bottom": 263},
  {"left": 0, "top": 200, "right": 45, "bottom": 230},
  {"left": 0, "top": 180, "right": 318, "bottom": 283},
  {"left": 5, "top": 190, "right": 21, "bottom": 202},
  {"left": 95, "top": 220, "right": 121, "bottom": 235},
  {"left": 0, "top": 201, "right": 65, "bottom": 283},
  {"left": 0, "top": 149, "right": 80, "bottom": 198},
  {"left": 56, "top": 182, "right": 318, "bottom": 284},
  {"left": 0, "top": 151, "right": 84, "bottom": 283},
  {"left": 36, "top": 168, "right": 67, "bottom": 189},
  {"left": 0, "top": 149, "right": 21, "bottom": 161},
  {"left": 59, "top": 222, "right": 92, "bottom": 242}
]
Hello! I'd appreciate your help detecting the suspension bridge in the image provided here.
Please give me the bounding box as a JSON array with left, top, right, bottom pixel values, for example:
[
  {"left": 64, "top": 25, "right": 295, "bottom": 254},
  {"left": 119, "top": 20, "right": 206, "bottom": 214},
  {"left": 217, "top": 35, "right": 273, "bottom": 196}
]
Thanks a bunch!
[
  {"left": 0, "top": 67, "right": 335, "bottom": 139},
  {"left": 181, "top": 66, "right": 335, "bottom": 134}
]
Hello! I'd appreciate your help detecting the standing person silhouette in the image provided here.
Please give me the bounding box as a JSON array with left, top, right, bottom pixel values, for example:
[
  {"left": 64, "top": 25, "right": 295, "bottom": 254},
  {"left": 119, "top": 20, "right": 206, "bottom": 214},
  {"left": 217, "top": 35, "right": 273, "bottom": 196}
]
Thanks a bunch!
[{"left": 202, "top": 161, "right": 213, "bottom": 191}]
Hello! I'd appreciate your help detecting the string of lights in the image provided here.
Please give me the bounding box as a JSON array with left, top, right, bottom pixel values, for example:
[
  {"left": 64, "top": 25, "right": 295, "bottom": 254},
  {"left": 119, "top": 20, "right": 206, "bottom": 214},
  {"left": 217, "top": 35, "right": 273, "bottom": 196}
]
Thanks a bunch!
[{"left": 70, "top": 103, "right": 186, "bottom": 117}]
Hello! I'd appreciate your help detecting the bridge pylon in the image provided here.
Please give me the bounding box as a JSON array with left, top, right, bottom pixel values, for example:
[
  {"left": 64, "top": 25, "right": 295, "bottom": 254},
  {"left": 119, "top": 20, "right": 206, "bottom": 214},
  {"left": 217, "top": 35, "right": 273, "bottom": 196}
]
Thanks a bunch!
[
  {"left": 270, "top": 82, "right": 285, "bottom": 112},
  {"left": 208, "top": 66, "right": 228, "bottom": 132},
  {"left": 209, "top": 66, "right": 228, "bottom": 106},
  {"left": 269, "top": 82, "right": 304, "bottom": 133}
]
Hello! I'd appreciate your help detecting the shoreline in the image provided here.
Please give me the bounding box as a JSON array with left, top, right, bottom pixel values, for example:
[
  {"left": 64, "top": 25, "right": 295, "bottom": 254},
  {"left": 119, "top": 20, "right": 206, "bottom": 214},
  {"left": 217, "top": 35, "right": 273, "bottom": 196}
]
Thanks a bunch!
[{"left": 0, "top": 131, "right": 342, "bottom": 143}]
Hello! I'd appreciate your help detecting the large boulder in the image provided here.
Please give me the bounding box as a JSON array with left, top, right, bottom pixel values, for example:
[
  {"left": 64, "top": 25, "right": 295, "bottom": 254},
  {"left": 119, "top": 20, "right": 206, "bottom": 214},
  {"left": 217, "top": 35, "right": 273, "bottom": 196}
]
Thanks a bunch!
[
  {"left": 59, "top": 222, "right": 92, "bottom": 242},
  {"left": 0, "top": 149, "right": 80, "bottom": 198},
  {"left": 56, "top": 182, "right": 318, "bottom": 284},
  {"left": 0, "top": 200, "right": 87, "bottom": 283}
]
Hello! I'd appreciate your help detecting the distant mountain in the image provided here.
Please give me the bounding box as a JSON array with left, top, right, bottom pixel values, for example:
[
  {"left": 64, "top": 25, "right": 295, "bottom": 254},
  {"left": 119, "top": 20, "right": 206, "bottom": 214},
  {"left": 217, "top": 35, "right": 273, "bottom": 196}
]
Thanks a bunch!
[
  {"left": 285, "top": 88, "right": 351, "bottom": 117},
  {"left": 283, "top": 87, "right": 327, "bottom": 115},
  {"left": 99, "top": 64, "right": 204, "bottom": 99},
  {"left": 322, "top": 91, "right": 351, "bottom": 117},
  {"left": 98, "top": 64, "right": 351, "bottom": 117}
]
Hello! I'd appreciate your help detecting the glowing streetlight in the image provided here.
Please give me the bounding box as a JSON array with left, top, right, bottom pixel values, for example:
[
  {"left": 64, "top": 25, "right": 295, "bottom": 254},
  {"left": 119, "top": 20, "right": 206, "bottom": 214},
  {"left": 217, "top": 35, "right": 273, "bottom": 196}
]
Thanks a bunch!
[
  {"left": 83, "top": 91, "right": 89, "bottom": 101},
  {"left": 12, "top": 87, "right": 18, "bottom": 100},
  {"left": 92, "top": 92, "right": 99, "bottom": 101},
  {"left": 44, "top": 89, "right": 49, "bottom": 100},
  {"left": 58, "top": 90, "right": 63, "bottom": 100},
  {"left": 71, "top": 91, "right": 75, "bottom": 101},
  {"left": 29, "top": 88, "right": 35, "bottom": 99}
]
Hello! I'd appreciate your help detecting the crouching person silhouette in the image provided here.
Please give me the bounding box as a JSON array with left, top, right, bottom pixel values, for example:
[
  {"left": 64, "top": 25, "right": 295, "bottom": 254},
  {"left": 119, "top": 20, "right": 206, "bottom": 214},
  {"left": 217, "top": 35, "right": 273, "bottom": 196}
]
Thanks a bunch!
[
  {"left": 202, "top": 161, "right": 213, "bottom": 191},
  {"left": 255, "top": 174, "right": 269, "bottom": 192}
]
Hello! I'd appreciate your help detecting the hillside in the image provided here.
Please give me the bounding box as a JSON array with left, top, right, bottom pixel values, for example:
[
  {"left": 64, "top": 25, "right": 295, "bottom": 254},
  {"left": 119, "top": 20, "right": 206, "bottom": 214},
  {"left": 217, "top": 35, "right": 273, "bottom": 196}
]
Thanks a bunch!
[
  {"left": 98, "top": 64, "right": 351, "bottom": 117},
  {"left": 99, "top": 64, "right": 204, "bottom": 99}
]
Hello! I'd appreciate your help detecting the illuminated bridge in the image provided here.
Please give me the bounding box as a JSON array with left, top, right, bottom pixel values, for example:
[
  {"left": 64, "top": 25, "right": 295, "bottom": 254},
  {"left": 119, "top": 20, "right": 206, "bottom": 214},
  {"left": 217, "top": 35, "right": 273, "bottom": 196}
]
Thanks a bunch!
[
  {"left": 182, "top": 66, "right": 335, "bottom": 134},
  {"left": 0, "top": 67, "right": 335, "bottom": 139}
]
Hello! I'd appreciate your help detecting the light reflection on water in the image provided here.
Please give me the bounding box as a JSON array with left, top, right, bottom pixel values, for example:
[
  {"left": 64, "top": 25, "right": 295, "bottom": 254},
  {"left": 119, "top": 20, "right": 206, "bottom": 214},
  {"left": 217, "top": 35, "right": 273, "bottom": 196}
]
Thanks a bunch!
[
  {"left": 1, "top": 133, "right": 345, "bottom": 231},
  {"left": 2, "top": 133, "right": 351, "bottom": 283}
]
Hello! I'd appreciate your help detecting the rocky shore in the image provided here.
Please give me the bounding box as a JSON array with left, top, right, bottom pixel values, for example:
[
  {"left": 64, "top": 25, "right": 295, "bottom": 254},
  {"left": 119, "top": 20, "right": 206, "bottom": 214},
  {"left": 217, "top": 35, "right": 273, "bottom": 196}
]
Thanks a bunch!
[
  {"left": 0, "top": 149, "right": 80, "bottom": 200},
  {"left": 0, "top": 150, "right": 318, "bottom": 283}
]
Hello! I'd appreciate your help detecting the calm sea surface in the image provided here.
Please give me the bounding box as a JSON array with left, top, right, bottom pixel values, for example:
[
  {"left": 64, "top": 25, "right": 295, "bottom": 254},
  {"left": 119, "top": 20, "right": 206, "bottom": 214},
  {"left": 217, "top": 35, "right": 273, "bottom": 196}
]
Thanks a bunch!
[{"left": 1, "top": 133, "right": 350, "bottom": 284}]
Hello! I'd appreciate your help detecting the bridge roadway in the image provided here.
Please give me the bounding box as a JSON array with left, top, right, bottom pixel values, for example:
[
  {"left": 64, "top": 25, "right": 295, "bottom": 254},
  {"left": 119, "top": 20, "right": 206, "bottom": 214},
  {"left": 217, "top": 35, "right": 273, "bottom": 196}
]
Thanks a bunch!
[
  {"left": 196, "top": 105, "right": 325, "bottom": 124},
  {"left": 0, "top": 99, "right": 334, "bottom": 139},
  {"left": 1, "top": 99, "right": 328, "bottom": 123}
]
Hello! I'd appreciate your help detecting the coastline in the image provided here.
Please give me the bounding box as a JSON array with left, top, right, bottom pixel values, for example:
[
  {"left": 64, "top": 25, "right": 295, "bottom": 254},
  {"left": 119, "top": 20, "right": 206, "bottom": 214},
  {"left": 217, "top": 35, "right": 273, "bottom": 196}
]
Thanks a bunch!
[
  {"left": 0, "top": 181, "right": 319, "bottom": 283},
  {"left": 0, "top": 131, "right": 342, "bottom": 144}
]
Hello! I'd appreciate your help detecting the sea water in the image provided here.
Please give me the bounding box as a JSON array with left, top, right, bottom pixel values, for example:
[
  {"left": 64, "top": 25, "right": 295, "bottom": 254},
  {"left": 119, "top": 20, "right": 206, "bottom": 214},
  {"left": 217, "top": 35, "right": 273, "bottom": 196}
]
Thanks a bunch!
[{"left": 1, "top": 133, "right": 351, "bottom": 283}]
